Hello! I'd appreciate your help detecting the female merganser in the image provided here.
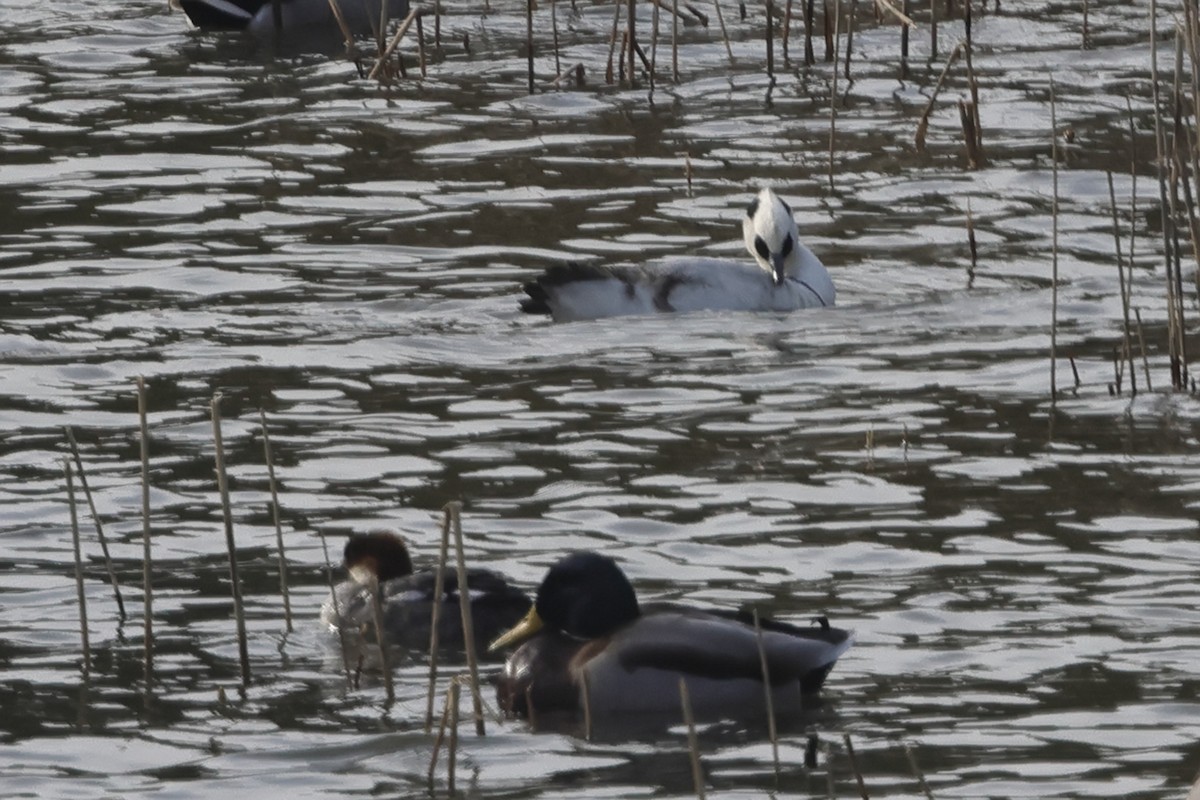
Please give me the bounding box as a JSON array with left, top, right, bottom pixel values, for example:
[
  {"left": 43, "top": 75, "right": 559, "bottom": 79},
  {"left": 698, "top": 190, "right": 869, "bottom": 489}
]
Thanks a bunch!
[{"left": 322, "top": 530, "right": 531, "bottom": 659}]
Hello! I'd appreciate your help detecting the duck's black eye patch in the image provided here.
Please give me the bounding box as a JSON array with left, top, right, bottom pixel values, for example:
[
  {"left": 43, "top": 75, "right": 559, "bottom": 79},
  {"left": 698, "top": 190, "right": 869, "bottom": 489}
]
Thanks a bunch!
[
  {"left": 781, "top": 234, "right": 793, "bottom": 256},
  {"left": 754, "top": 236, "right": 770, "bottom": 260},
  {"left": 746, "top": 197, "right": 760, "bottom": 219}
]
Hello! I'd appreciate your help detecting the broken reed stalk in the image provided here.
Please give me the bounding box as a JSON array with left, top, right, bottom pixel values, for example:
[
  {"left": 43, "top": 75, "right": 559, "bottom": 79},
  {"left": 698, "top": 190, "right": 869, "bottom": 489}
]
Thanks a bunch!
[
  {"left": 1106, "top": 172, "right": 1137, "bottom": 395},
  {"left": 672, "top": 0, "right": 679, "bottom": 81},
  {"left": 752, "top": 610, "right": 780, "bottom": 778},
  {"left": 712, "top": 0, "right": 734, "bottom": 64},
  {"left": 904, "top": 743, "right": 935, "bottom": 799},
  {"left": 628, "top": 0, "right": 637, "bottom": 85},
  {"left": 551, "top": 0, "right": 561, "bottom": 77},
  {"left": 416, "top": 14, "right": 427, "bottom": 77},
  {"left": 447, "top": 501, "right": 486, "bottom": 736},
  {"left": 525, "top": 684, "right": 538, "bottom": 729},
  {"left": 803, "top": 0, "right": 815, "bottom": 65},
  {"left": 447, "top": 679, "right": 461, "bottom": 793},
  {"left": 1071, "top": 355, "right": 1083, "bottom": 391},
  {"left": 427, "top": 681, "right": 454, "bottom": 785},
  {"left": 258, "top": 410, "right": 292, "bottom": 634},
  {"left": 426, "top": 507, "right": 452, "bottom": 732},
  {"left": 1081, "top": 0, "right": 1088, "bottom": 48},
  {"left": 842, "top": 732, "right": 869, "bottom": 800},
  {"left": 581, "top": 667, "right": 594, "bottom": 740},
  {"left": 875, "top": 0, "right": 914, "bottom": 25},
  {"left": 65, "top": 459, "right": 92, "bottom": 679},
  {"left": 64, "top": 427, "right": 126, "bottom": 622},
  {"left": 367, "top": 8, "right": 421, "bottom": 80},
  {"left": 435, "top": 0, "right": 442, "bottom": 47},
  {"left": 827, "top": 0, "right": 840, "bottom": 191},
  {"left": 211, "top": 394, "right": 251, "bottom": 690},
  {"left": 369, "top": 575, "right": 396, "bottom": 705},
  {"left": 782, "top": 0, "right": 793, "bottom": 64},
  {"left": 914, "top": 42, "right": 963, "bottom": 150},
  {"left": 966, "top": 198, "right": 978, "bottom": 288},
  {"left": 899, "top": 0, "right": 910, "bottom": 79},
  {"left": 137, "top": 377, "right": 153, "bottom": 694},
  {"left": 843, "top": 0, "right": 856, "bottom": 80},
  {"left": 929, "top": 0, "right": 937, "bottom": 59},
  {"left": 823, "top": 0, "right": 833, "bottom": 60},
  {"left": 766, "top": 0, "right": 775, "bottom": 82},
  {"left": 1049, "top": 77, "right": 1060, "bottom": 404},
  {"left": 528, "top": 0, "right": 536, "bottom": 93},
  {"left": 824, "top": 742, "right": 836, "bottom": 798},
  {"left": 319, "top": 532, "right": 354, "bottom": 687},
  {"left": 679, "top": 678, "right": 706, "bottom": 800},
  {"left": 607, "top": 0, "right": 623, "bottom": 83},
  {"left": 1135, "top": 308, "right": 1154, "bottom": 391},
  {"left": 326, "top": 0, "right": 361, "bottom": 66},
  {"left": 649, "top": 0, "right": 660, "bottom": 91},
  {"left": 963, "top": 34, "right": 983, "bottom": 157}
]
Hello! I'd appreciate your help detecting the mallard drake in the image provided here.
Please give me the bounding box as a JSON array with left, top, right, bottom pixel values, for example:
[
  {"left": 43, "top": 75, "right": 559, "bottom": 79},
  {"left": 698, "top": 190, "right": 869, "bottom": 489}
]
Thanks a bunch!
[
  {"left": 519, "top": 188, "right": 836, "bottom": 321},
  {"left": 321, "top": 530, "right": 531, "bottom": 659},
  {"left": 489, "top": 551, "right": 853, "bottom": 721}
]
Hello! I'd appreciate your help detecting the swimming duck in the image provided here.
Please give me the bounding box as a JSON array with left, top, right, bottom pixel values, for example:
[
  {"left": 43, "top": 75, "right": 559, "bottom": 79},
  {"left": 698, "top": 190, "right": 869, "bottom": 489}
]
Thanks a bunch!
[
  {"left": 520, "top": 188, "right": 836, "bottom": 322},
  {"left": 176, "top": 0, "right": 408, "bottom": 44},
  {"left": 489, "top": 551, "right": 853, "bottom": 721},
  {"left": 321, "top": 530, "right": 531, "bottom": 658}
]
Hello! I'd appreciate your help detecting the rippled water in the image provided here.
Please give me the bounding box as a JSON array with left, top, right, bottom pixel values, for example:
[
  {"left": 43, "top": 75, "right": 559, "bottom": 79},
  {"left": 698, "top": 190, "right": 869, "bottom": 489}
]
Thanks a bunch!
[{"left": 3, "top": 0, "right": 1200, "bottom": 797}]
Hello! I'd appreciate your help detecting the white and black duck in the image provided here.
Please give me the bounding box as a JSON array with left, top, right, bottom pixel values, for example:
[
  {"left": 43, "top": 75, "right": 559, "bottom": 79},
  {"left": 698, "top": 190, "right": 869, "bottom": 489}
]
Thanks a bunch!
[{"left": 520, "top": 188, "right": 836, "bottom": 322}]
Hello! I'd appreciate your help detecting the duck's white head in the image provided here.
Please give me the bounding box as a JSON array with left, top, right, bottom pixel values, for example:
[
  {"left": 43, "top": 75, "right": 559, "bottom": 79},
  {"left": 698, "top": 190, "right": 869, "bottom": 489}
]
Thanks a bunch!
[{"left": 742, "top": 187, "right": 801, "bottom": 287}]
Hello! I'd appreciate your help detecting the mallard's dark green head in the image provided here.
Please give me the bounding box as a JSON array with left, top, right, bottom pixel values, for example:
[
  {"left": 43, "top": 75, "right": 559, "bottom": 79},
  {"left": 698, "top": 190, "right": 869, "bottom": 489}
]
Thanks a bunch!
[{"left": 489, "top": 551, "right": 639, "bottom": 651}]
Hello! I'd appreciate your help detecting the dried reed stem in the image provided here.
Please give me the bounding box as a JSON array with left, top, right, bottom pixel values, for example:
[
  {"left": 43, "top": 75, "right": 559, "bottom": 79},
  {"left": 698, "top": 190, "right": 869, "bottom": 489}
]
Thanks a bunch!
[
  {"left": 581, "top": 666, "right": 594, "bottom": 739},
  {"left": 447, "top": 680, "right": 461, "bottom": 791},
  {"left": 448, "top": 502, "right": 486, "bottom": 735},
  {"left": 672, "top": 0, "right": 679, "bottom": 81},
  {"left": 528, "top": 0, "right": 536, "bottom": 92},
  {"left": 64, "top": 427, "right": 126, "bottom": 622},
  {"left": 369, "top": 574, "right": 395, "bottom": 705},
  {"left": 1050, "top": 77, "right": 1060, "bottom": 404},
  {"left": 804, "top": 0, "right": 815, "bottom": 65},
  {"left": 827, "top": 0, "right": 841, "bottom": 191},
  {"left": 766, "top": 0, "right": 775, "bottom": 82},
  {"left": 65, "top": 459, "right": 91, "bottom": 678},
  {"left": 649, "top": 0, "right": 660, "bottom": 91},
  {"left": 783, "top": 0, "right": 794, "bottom": 64},
  {"left": 843, "top": 732, "right": 869, "bottom": 799},
  {"left": 1107, "top": 172, "right": 1137, "bottom": 395},
  {"left": 368, "top": 8, "right": 421, "bottom": 80},
  {"left": 551, "top": 0, "right": 562, "bottom": 77},
  {"left": 904, "top": 742, "right": 935, "bottom": 799},
  {"left": 966, "top": 197, "right": 978, "bottom": 288},
  {"left": 1135, "top": 308, "right": 1154, "bottom": 391},
  {"left": 137, "top": 377, "right": 153, "bottom": 694},
  {"left": 426, "top": 508, "right": 452, "bottom": 732},
  {"left": 929, "top": 0, "right": 937, "bottom": 59},
  {"left": 914, "top": 42, "right": 962, "bottom": 150},
  {"left": 679, "top": 678, "right": 706, "bottom": 799},
  {"left": 899, "top": 0, "right": 910, "bottom": 79},
  {"left": 258, "top": 410, "right": 292, "bottom": 633},
  {"left": 607, "top": 0, "right": 623, "bottom": 83},
  {"left": 211, "top": 394, "right": 251, "bottom": 690},
  {"left": 415, "top": 14, "right": 427, "bottom": 77},
  {"left": 752, "top": 610, "right": 780, "bottom": 777},
  {"left": 713, "top": 0, "right": 734, "bottom": 63},
  {"left": 326, "top": 0, "right": 360, "bottom": 64},
  {"left": 874, "top": 0, "right": 914, "bottom": 26},
  {"left": 427, "top": 681, "right": 454, "bottom": 784},
  {"left": 844, "top": 0, "right": 856, "bottom": 80},
  {"left": 319, "top": 532, "right": 354, "bottom": 687},
  {"left": 628, "top": 0, "right": 637, "bottom": 84}
]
